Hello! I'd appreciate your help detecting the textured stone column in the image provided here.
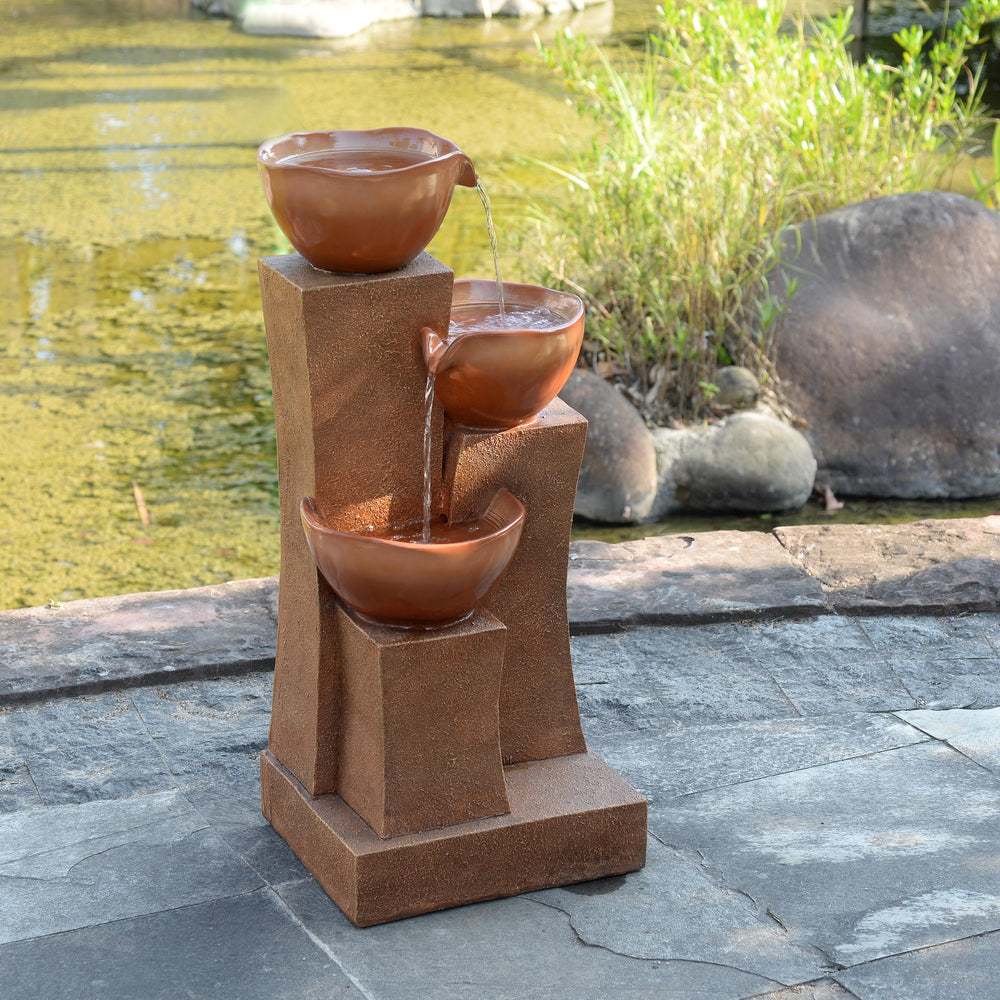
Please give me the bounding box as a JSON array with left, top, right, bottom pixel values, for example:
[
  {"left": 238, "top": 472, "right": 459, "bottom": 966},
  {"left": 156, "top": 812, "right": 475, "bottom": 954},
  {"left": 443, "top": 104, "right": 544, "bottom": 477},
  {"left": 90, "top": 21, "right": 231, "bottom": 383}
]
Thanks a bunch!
[
  {"left": 258, "top": 253, "right": 453, "bottom": 796},
  {"left": 334, "top": 605, "right": 509, "bottom": 839},
  {"left": 444, "top": 398, "right": 588, "bottom": 765}
]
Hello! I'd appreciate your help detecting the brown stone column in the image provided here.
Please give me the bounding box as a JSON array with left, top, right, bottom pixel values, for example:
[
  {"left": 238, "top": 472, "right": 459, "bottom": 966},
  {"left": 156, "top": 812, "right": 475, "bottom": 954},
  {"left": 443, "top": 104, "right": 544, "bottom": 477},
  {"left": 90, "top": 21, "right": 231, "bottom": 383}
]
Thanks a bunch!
[
  {"left": 258, "top": 253, "right": 453, "bottom": 796},
  {"left": 335, "top": 605, "right": 509, "bottom": 839},
  {"left": 443, "top": 398, "right": 588, "bottom": 765}
]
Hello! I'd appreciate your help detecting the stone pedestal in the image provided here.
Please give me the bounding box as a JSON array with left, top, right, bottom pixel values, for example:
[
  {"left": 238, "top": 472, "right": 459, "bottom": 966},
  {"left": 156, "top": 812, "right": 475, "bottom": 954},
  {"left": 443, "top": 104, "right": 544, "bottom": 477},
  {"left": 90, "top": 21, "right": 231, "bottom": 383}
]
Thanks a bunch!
[
  {"left": 258, "top": 252, "right": 646, "bottom": 927},
  {"left": 260, "top": 748, "right": 647, "bottom": 928},
  {"left": 335, "top": 606, "right": 510, "bottom": 839}
]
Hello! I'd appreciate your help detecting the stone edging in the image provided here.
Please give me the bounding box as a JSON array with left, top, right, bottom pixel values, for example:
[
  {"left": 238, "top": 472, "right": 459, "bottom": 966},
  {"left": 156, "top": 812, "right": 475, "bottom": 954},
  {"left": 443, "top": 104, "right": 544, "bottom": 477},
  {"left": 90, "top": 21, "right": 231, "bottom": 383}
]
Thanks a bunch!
[{"left": 1, "top": 516, "right": 997, "bottom": 707}]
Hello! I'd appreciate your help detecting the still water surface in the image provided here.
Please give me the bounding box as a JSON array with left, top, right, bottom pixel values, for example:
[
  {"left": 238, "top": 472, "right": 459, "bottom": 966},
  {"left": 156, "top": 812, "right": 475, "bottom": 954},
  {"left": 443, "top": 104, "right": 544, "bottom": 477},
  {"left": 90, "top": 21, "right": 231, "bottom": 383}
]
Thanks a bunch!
[{"left": 0, "top": 0, "right": 995, "bottom": 609}]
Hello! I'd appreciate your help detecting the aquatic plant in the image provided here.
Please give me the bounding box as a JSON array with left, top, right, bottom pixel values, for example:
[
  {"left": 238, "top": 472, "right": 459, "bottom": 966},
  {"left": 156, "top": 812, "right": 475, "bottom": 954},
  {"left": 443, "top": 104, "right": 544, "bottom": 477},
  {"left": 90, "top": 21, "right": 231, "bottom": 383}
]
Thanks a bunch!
[{"left": 523, "top": 0, "right": 1000, "bottom": 424}]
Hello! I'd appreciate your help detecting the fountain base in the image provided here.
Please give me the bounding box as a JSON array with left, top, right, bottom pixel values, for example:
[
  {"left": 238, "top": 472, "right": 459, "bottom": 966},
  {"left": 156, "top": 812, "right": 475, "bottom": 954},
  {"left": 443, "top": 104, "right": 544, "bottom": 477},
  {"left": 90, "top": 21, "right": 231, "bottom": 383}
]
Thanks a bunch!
[{"left": 261, "top": 748, "right": 647, "bottom": 927}]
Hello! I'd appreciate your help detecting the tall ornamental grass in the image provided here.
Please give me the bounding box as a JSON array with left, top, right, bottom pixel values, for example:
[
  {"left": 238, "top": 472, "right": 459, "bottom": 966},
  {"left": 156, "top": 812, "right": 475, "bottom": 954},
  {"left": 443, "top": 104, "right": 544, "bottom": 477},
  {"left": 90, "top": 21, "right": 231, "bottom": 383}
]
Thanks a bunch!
[{"left": 523, "top": 0, "right": 1000, "bottom": 423}]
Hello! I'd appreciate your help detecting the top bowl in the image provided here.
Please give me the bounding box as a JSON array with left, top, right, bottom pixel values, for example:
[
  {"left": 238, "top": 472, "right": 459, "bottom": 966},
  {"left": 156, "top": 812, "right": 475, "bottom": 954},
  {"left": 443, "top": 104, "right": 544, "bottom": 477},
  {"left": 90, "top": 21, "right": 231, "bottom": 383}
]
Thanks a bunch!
[
  {"left": 421, "top": 279, "right": 585, "bottom": 429},
  {"left": 258, "top": 128, "right": 478, "bottom": 274}
]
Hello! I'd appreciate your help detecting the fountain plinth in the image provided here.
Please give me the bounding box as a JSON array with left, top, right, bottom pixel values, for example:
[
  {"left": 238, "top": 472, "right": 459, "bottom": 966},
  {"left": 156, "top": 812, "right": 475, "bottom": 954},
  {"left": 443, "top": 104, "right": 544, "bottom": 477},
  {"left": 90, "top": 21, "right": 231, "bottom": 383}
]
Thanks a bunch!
[{"left": 256, "top": 131, "right": 646, "bottom": 927}]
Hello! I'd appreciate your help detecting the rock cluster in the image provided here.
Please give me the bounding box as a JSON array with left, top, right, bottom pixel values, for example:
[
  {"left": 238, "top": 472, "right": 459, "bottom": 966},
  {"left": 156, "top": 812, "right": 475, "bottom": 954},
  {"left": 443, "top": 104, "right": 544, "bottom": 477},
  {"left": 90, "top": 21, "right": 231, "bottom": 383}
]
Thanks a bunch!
[
  {"left": 191, "top": 0, "right": 609, "bottom": 37},
  {"left": 561, "top": 370, "right": 816, "bottom": 524}
]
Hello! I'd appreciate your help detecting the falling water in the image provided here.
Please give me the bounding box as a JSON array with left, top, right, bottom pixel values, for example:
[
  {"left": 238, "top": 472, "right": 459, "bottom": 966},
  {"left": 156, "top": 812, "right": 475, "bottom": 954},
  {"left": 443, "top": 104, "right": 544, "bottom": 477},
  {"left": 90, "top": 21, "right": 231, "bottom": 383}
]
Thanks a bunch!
[
  {"left": 476, "top": 178, "right": 506, "bottom": 325},
  {"left": 422, "top": 369, "right": 435, "bottom": 543}
]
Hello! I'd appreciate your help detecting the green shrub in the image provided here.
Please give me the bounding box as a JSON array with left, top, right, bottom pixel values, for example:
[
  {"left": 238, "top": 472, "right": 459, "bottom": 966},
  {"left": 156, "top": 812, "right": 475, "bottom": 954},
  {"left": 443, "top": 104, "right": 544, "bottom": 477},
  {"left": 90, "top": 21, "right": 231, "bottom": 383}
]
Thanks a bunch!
[{"left": 522, "top": 0, "right": 1000, "bottom": 423}]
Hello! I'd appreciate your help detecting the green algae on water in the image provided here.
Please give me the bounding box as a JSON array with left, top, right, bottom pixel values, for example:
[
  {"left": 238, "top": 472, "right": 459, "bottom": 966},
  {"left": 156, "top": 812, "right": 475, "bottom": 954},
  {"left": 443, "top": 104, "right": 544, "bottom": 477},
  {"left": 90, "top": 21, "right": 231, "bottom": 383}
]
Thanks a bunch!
[{"left": 0, "top": 1, "right": 666, "bottom": 608}]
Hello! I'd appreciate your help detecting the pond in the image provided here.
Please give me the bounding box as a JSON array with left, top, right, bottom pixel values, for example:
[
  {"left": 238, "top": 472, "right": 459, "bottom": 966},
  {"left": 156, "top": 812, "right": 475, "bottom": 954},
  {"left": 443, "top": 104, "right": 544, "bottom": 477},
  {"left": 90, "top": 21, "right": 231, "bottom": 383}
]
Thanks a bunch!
[{"left": 0, "top": 0, "right": 996, "bottom": 610}]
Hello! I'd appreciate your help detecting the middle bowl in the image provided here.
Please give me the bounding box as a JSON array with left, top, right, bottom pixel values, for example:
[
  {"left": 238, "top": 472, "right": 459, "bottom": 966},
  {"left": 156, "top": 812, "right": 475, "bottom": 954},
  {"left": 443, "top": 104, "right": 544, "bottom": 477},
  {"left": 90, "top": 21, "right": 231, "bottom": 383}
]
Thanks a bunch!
[
  {"left": 300, "top": 488, "right": 526, "bottom": 628},
  {"left": 421, "top": 279, "right": 585, "bottom": 429}
]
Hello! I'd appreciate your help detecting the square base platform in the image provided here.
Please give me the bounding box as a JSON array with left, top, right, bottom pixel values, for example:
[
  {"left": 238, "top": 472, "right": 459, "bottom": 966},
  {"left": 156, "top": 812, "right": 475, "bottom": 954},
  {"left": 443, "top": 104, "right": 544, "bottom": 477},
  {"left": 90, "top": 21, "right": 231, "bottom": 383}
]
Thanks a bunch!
[{"left": 261, "top": 749, "right": 647, "bottom": 927}]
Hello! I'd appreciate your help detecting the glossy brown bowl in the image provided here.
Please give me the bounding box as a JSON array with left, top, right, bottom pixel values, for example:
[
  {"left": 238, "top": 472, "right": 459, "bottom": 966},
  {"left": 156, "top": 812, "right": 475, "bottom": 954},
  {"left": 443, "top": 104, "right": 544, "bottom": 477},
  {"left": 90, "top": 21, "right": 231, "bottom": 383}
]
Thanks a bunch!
[
  {"left": 421, "top": 279, "right": 584, "bottom": 429},
  {"left": 258, "top": 127, "right": 478, "bottom": 274},
  {"left": 300, "top": 489, "right": 525, "bottom": 628}
]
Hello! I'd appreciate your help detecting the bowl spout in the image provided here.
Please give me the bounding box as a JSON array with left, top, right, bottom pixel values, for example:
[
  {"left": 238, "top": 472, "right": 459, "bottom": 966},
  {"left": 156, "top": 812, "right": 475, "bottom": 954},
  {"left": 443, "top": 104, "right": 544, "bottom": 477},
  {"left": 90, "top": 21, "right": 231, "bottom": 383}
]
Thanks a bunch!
[
  {"left": 452, "top": 151, "right": 478, "bottom": 189},
  {"left": 421, "top": 326, "right": 450, "bottom": 376}
]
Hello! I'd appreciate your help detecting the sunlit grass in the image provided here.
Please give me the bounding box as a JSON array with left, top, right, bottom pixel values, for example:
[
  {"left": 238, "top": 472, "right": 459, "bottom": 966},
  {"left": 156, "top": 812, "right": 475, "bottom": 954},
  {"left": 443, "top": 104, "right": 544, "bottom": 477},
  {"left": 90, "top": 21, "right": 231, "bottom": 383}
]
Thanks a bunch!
[{"left": 523, "top": 0, "right": 1000, "bottom": 423}]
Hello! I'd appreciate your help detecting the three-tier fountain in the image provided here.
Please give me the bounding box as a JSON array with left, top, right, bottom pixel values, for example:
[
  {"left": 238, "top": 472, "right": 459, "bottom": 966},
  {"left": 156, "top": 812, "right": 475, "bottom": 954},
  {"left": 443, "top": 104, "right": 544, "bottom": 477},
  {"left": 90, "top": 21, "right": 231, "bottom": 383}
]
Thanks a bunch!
[{"left": 256, "top": 126, "right": 647, "bottom": 927}]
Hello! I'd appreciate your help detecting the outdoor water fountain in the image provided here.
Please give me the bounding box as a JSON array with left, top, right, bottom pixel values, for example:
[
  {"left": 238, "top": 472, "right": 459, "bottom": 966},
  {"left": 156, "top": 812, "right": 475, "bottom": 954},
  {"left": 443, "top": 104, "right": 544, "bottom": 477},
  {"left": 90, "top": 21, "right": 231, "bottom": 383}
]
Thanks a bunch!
[{"left": 256, "top": 127, "right": 647, "bottom": 927}]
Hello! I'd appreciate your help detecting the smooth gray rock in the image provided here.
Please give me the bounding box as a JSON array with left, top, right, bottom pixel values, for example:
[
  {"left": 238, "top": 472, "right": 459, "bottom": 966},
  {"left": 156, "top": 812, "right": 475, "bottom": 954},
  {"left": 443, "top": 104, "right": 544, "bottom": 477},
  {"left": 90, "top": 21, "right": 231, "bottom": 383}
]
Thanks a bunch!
[
  {"left": 560, "top": 370, "right": 658, "bottom": 523},
  {"left": 425, "top": 0, "right": 606, "bottom": 14},
  {"left": 712, "top": 365, "right": 760, "bottom": 407},
  {"left": 652, "top": 411, "right": 816, "bottom": 516},
  {"left": 230, "top": 0, "right": 609, "bottom": 36},
  {"left": 241, "top": 0, "right": 418, "bottom": 38},
  {"left": 0, "top": 889, "right": 355, "bottom": 1000},
  {"left": 191, "top": 0, "right": 238, "bottom": 14},
  {"left": 774, "top": 191, "right": 1000, "bottom": 499}
]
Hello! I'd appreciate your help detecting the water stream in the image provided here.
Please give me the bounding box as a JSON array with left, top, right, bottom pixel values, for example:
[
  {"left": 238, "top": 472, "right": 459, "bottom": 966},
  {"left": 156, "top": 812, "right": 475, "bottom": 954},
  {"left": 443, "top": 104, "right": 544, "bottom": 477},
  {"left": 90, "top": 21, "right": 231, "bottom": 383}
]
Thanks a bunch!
[
  {"left": 422, "top": 371, "right": 436, "bottom": 544},
  {"left": 476, "top": 177, "right": 506, "bottom": 324}
]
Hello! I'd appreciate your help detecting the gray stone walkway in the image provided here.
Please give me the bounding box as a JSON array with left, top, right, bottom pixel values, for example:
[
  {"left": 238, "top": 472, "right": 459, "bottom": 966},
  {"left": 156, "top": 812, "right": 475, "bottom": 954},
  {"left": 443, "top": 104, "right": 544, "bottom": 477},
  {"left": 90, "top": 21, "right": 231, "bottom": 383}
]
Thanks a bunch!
[{"left": 3, "top": 605, "right": 1000, "bottom": 998}]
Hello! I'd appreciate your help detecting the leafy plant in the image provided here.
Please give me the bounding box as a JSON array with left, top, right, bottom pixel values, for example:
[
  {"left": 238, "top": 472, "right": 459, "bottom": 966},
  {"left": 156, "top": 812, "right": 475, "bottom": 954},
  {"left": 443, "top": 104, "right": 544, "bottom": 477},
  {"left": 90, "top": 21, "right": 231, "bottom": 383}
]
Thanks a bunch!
[{"left": 522, "top": 0, "right": 1000, "bottom": 423}]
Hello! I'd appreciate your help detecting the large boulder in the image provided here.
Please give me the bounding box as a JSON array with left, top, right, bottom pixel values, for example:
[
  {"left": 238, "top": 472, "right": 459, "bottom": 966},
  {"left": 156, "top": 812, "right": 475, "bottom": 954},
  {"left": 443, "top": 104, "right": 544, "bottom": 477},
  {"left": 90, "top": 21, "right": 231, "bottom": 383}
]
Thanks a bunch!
[
  {"left": 773, "top": 191, "right": 1000, "bottom": 499},
  {"left": 559, "top": 370, "right": 658, "bottom": 524},
  {"left": 650, "top": 411, "right": 816, "bottom": 517}
]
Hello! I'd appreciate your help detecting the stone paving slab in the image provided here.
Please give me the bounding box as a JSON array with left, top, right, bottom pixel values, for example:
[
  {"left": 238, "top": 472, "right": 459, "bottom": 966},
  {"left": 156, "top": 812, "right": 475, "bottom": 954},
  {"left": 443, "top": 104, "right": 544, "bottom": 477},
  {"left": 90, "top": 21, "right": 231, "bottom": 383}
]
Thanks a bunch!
[
  {"left": 896, "top": 705, "right": 1000, "bottom": 775},
  {"left": 0, "top": 789, "right": 262, "bottom": 945},
  {"left": 0, "top": 577, "right": 278, "bottom": 706},
  {"left": 856, "top": 614, "right": 1000, "bottom": 710},
  {"left": 588, "top": 712, "right": 930, "bottom": 803},
  {"left": 645, "top": 739, "right": 1000, "bottom": 969},
  {"left": 774, "top": 515, "right": 1000, "bottom": 615},
  {"left": 567, "top": 530, "right": 827, "bottom": 631},
  {"left": 277, "top": 871, "right": 789, "bottom": 1000},
  {"left": 2, "top": 517, "right": 999, "bottom": 707},
  {"left": 1, "top": 613, "right": 1000, "bottom": 998},
  {"left": 835, "top": 929, "right": 1000, "bottom": 999},
  {"left": 729, "top": 616, "right": 918, "bottom": 715},
  {"left": 0, "top": 889, "right": 358, "bottom": 1000}
]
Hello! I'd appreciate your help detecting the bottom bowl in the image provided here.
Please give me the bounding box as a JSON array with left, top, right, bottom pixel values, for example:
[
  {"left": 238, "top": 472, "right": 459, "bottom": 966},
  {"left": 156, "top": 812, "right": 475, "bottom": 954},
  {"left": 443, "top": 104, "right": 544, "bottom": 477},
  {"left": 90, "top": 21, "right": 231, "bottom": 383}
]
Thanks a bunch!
[{"left": 300, "top": 488, "right": 525, "bottom": 628}]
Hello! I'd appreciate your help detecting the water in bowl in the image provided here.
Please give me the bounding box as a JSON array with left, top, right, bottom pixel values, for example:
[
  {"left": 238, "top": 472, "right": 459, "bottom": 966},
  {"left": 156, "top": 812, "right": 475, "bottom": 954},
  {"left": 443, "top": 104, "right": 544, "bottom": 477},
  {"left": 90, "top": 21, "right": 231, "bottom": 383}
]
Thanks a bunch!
[
  {"left": 365, "top": 518, "right": 484, "bottom": 544},
  {"left": 449, "top": 303, "right": 566, "bottom": 335},
  {"left": 277, "top": 148, "right": 431, "bottom": 172}
]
